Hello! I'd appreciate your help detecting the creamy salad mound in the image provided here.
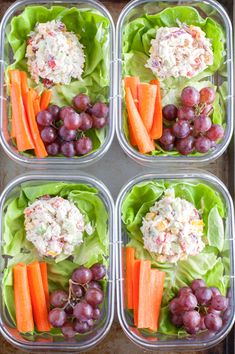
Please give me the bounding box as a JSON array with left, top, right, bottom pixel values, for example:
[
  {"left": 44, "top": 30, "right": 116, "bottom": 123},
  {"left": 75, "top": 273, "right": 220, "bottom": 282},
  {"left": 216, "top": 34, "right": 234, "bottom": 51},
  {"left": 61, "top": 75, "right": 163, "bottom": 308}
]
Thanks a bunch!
[
  {"left": 24, "top": 196, "right": 92, "bottom": 257},
  {"left": 26, "top": 20, "right": 85, "bottom": 85},
  {"left": 146, "top": 25, "right": 213, "bottom": 79},
  {"left": 140, "top": 188, "right": 205, "bottom": 263}
]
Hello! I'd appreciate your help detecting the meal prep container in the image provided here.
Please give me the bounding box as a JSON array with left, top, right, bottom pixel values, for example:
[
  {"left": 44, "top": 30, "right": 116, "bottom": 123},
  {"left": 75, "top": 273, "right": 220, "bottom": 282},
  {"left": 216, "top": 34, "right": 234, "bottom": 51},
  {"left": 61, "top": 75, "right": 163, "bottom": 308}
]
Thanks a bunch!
[
  {"left": 116, "top": 170, "right": 235, "bottom": 351},
  {"left": 0, "top": 0, "right": 115, "bottom": 168},
  {"left": 0, "top": 172, "right": 115, "bottom": 352},
  {"left": 116, "top": 0, "right": 233, "bottom": 166}
]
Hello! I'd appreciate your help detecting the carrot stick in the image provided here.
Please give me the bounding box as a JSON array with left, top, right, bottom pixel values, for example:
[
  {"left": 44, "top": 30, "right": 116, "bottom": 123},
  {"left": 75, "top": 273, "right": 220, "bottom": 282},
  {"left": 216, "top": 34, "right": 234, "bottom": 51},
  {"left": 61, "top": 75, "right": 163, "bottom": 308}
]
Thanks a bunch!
[
  {"left": 39, "top": 263, "right": 50, "bottom": 310},
  {"left": 133, "top": 259, "right": 140, "bottom": 326},
  {"left": 33, "top": 98, "right": 41, "bottom": 117},
  {"left": 9, "top": 69, "right": 21, "bottom": 85},
  {"left": 30, "top": 88, "right": 38, "bottom": 101},
  {"left": 10, "top": 82, "right": 35, "bottom": 151},
  {"left": 124, "top": 76, "right": 140, "bottom": 146},
  {"left": 126, "top": 247, "right": 135, "bottom": 309},
  {"left": 137, "top": 260, "right": 151, "bottom": 328},
  {"left": 27, "top": 261, "right": 51, "bottom": 332},
  {"left": 40, "top": 90, "right": 52, "bottom": 110},
  {"left": 13, "top": 263, "right": 34, "bottom": 333},
  {"left": 150, "top": 79, "right": 163, "bottom": 140},
  {"left": 20, "top": 71, "right": 29, "bottom": 107},
  {"left": 148, "top": 269, "right": 165, "bottom": 331},
  {"left": 9, "top": 70, "right": 21, "bottom": 139},
  {"left": 138, "top": 83, "right": 157, "bottom": 133},
  {"left": 25, "top": 90, "right": 48, "bottom": 158},
  {"left": 125, "top": 88, "right": 155, "bottom": 154}
]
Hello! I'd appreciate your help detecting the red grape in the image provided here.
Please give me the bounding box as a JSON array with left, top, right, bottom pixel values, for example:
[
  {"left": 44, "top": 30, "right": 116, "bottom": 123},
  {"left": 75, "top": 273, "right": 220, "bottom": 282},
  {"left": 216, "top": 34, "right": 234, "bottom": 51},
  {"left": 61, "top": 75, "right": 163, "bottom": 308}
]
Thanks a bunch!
[
  {"left": 177, "top": 106, "right": 195, "bottom": 121},
  {"left": 207, "top": 306, "right": 221, "bottom": 316},
  {"left": 87, "top": 281, "right": 102, "bottom": 291},
  {"left": 223, "top": 308, "right": 232, "bottom": 324},
  {"left": 79, "top": 112, "right": 93, "bottom": 131},
  {"left": 176, "top": 135, "right": 194, "bottom": 155},
  {"left": 74, "top": 320, "right": 90, "bottom": 334},
  {"left": 86, "top": 319, "right": 94, "bottom": 328},
  {"left": 204, "top": 313, "right": 223, "bottom": 331},
  {"left": 211, "top": 295, "right": 228, "bottom": 311},
  {"left": 181, "top": 86, "right": 200, "bottom": 107},
  {"left": 179, "top": 293, "right": 197, "bottom": 311},
  {"left": 162, "top": 143, "right": 175, "bottom": 151},
  {"left": 61, "top": 142, "right": 75, "bottom": 157},
  {"left": 64, "top": 303, "right": 74, "bottom": 315},
  {"left": 159, "top": 128, "right": 175, "bottom": 146},
  {"left": 200, "top": 87, "right": 216, "bottom": 104},
  {"left": 185, "top": 325, "right": 200, "bottom": 335},
  {"left": 48, "top": 308, "right": 67, "bottom": 327},
  {"left": 59, "top": 107, "right": 75, "bottom": 121},
  {"left": 191, "top": 279, "right": 206, "bottom": 293},
  {"left": 75, "top": 137, "right": 93, "bottom": 155},
  {"left": 91, "top": 102, "right": 109, "bottom": 118},
  {"left": 182, "top": 310, "right": 201, "bottom": 328},
  {"left": 194, "top": 115, "right": 212, "bottom": 133},
  {"left": 92, "top": 308, "right": 101, "bottom": 320},
  {"left": 90, "top": 263, "right": 106, "bottom": 281},
  {"left": 178, "top": 287, "right": 193, "bottom": 297},
  {"left": 210, "top": 287, "right": 221, "bottom": 297},
  {"left": 195, "top": 136, "right": 211, "bottom": 153},
  {"left": 162, "top": 104, "right": 178, "bottom": 121},
  {"left": 72, "top": 284, "right": 84, "bottom": 298},
  {"left": 64, "top": 112, "right": 82, "bottom": 130},
  {"left": 172, "top": 120, "right": 190, "bottom": 139},
  {"left": 194, "top": 287, "right": 213, "bottom": 306},
  {"left": 72, "top": 266, "right": 93, "bottom": 284},
  {"left": 61, "top": 322, "right": 77, "bottom": 338},
  {"left": 46, "top": 142, "right": 60, "bottom": 156},
  {"left": 37, "top": 110, "right": 53, "bottom": 126},
  {"left": 41, "top": 127, "right": 57, "bottom": 143},
  {"left": 92, "top": 116, "right": 107, "bottom": 129},
  {"left": 73, "top": 93, "right": 91, "bottom": 112},
  {"left": 206, "top": 124, "right": 224, "bottom": 142},
  {"left": 169, "top": 298, "right": 181, "bottom": 314},
  {"left": 85, "top": 288, "right": 104, "bottom": 308},
  {"left": 59, "top": 126, "right": 77, "bottom": 141},
  {"left": 73, "top": 302, "right": 93, "bottom": 321},
  {"left": 47, "top": 105, "right": 60, "bottom": 120},
  {"left": 50, "top": 290, "right": 68, "bottom": 308},
  {"left": 171, "top": 314, "right": 183, "bottom": 327}
]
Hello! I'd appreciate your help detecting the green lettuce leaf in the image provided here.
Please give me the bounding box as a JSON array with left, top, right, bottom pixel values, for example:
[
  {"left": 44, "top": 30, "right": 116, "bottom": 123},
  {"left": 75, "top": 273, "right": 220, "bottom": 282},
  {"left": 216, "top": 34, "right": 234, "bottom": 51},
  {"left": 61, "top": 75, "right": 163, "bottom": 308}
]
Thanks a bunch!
[{"left": 121, "top": 180, "right": 230, "bottom": 335}]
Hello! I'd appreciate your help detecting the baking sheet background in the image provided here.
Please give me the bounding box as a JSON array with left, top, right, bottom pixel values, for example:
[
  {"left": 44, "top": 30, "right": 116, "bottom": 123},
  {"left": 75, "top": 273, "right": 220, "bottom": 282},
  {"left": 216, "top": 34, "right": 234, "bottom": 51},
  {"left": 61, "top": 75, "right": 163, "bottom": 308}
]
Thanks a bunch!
[{"left": 0, "top": 0, "right": 233, "bottom": 353}]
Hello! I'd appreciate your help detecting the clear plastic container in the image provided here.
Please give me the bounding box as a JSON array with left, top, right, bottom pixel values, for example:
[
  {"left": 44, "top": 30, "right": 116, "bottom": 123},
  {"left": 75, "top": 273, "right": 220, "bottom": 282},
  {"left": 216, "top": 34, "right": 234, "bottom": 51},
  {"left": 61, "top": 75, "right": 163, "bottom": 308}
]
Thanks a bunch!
[
  {"left": 0, "top": 172, "right": 115, "bottom": 352},
  {"left": 116, "top": 0, "right": 233, "bottom": 166},
  {"left": 116, "top": 169, "right": 235, "bottom": 351},
  {"left": 0, "top": 0, "right": 115, "bottom": 168}
]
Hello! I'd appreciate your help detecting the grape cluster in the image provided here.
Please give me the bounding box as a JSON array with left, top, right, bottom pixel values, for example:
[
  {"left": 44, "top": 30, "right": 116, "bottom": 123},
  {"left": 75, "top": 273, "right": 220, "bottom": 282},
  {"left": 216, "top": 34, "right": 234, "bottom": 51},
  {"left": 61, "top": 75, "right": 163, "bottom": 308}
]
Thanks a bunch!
[
  {"left": 160, "top": 86, "right": 224, "bottom": 155},
  {"left": 48, "top": 263, "right": 106, "bottom": 338},
  {"left": 169, "top": 279, "right": 230, "bottom": 335},
  {"left": 36, "top": 93, "right": 109, "bottom": 157}
]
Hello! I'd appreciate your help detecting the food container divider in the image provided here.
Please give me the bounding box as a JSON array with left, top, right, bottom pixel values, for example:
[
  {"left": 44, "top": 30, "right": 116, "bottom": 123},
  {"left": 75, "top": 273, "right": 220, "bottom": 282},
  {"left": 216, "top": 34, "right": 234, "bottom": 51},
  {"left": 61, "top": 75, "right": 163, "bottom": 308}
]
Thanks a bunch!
[
  {"left": 0, "top": 172, "right": 115, "bottom": 352},
  {"left": 116, "top": 0, "right": 233, "bottom": 166},
  {"left": 116, "top": 170, "right": 235, "bottom": 351},
  {"left": 0, "top": 0, "right": 115, "bottom": 168}
]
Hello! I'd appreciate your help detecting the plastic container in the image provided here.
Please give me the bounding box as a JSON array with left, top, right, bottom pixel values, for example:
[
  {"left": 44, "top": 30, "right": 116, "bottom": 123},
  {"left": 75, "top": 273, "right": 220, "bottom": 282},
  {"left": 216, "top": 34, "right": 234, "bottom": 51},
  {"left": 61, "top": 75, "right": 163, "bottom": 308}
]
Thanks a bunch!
[
  {"left": 116, "top": 170, "right": 235, "bottom": 351},
  {"left": 0, "top": 0, "right": 115, "bottom": 168},
  {"left": 116, "top": 0, "right": 233, "bottom": 166},
  {"left": 0, "top": 172, "right": 115, "bottom": 352}
]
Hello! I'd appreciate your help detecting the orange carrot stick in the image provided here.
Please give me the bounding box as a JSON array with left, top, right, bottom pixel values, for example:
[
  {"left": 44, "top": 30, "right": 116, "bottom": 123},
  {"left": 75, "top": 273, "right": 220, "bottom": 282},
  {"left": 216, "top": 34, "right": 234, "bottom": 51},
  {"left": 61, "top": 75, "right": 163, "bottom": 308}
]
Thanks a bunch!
[
  {"left": 137, "top": 260, "right": 151, "bottom": 328},
  {"left": 40, "top": 90, "right": 52, "bottom": 110},
  {"left": 10, "top": 82, "right": 35, "bottom": 151},
  {"left": 13, "top": 263, "right": 34, "bottom": 333},
  {"left": 9, "top": 70, "right": 21, "bottom": 139},
  {"left": 25, "top": 90, "right": 48, "bottom": 158},
  {"left": 133, "top": 259, "right": 140, "bottom": 326},
  {"left": 148, "top": 269, "right": 165, "bottom": 331},
  {"left": 126, "top": 247, "right": 135, "bottom": 309},
  {"left": 30, "top": 88, "right": 38, "bottom": 101},
  {"left": 33, "top": 98, "right": 41, "bottom": 117},
  {"left": 150, "top": 79, "right": 163, "bottom": 140},
  {"left": 27, "top": 261, "right": 51, "bottom": 332},
  {"left": 125, "top": 88, "right": 155, "bottom": 154},
  {"left": 39, "top": 263, "right": 50, "bottom": 310},
  {"left": 138, "top": 83, "right": 157, "bottom": 133},
  {"left": 20, "top": 71, "right": 29, "bottom": 108},
  {"left": 124, "top": 76, "right": 140, "bottom": 146}
]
